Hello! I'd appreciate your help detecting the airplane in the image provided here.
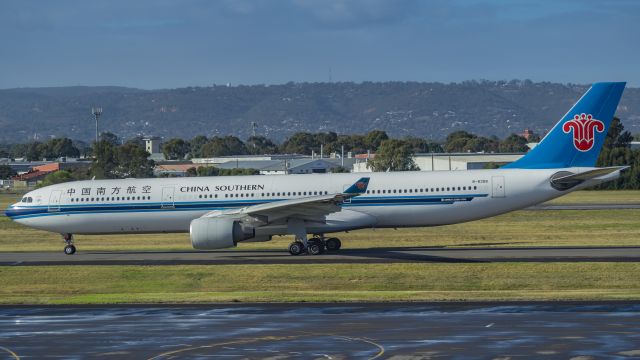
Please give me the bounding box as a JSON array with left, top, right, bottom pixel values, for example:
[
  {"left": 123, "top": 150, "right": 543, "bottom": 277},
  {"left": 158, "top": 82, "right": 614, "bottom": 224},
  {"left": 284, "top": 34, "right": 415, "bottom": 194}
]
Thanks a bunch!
[{"left": 5, "top": 82, "right": 628, "bottom": 256}]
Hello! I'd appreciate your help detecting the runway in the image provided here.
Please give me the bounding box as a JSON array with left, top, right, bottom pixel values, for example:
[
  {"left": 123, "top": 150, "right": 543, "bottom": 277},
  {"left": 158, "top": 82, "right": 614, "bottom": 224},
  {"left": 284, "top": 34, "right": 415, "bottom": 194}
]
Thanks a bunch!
[
  {"left": 1, "top": 303, "right": 639, "bottom": 359},
  {"left": 2, "top": 246, "right": 640, "bottom": 266}
]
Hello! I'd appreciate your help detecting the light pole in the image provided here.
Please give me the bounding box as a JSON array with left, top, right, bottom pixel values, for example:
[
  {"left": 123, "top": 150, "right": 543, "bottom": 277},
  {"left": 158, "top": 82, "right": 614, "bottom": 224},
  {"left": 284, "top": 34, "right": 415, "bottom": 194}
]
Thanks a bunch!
[{"left": 92, "top": 107, "right": 102, "bottom": 143}]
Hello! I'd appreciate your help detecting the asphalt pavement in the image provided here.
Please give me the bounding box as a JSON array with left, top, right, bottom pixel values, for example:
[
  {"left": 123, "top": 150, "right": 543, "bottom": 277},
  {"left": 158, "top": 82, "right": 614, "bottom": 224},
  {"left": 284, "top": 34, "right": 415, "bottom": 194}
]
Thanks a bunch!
[
  {"left": 1, "top": 303, "right": 639, "bottom": 359},
  {"left": 2, "top": 246, "right": 640, "bottom": 266}
]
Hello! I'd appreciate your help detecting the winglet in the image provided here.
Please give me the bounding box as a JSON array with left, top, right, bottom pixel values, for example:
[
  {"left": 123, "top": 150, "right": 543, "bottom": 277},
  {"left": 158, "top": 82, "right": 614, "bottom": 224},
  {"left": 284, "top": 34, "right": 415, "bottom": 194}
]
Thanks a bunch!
[{"left": 344, "top": 177, "right": 370, "bottom": 194}]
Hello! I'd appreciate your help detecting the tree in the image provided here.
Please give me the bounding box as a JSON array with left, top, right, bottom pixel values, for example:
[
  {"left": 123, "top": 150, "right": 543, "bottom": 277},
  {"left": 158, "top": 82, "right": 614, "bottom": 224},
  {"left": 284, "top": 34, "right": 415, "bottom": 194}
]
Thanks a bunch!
[
  {"left": 499, "top": 134, "right": 529, "bottom": 153},
  {"left": 114, "top": 143, "right": 155, "bottom": 178},
  {"left": 403, "top": 137, "right": 442, "bottom": 153},
  {"left": 189, "top": 135, "right": 208, "bottom": 158},
  {"left": 100, "top": 132, "right": 120, "bottom": 146},
  {"left": 124, "top": 136, "right": 145, "bottom": 148},
  {"left": 37, "top": 170, "right": 75, "bottom": 187},
  {"left": 246, "top": 136, "right": 278, "bottom": 155},
  {"left": 162, "top": 138, "right": 190, "bottom": 160},
  {"left": 368, "top": 139, "right": 418, "bottom": 171},
  {"left": 363, "top": 130, "right": 389, "bottom": 150},
  {"left": 201, "top": 136, "right": 247, "bottom": 157},
  {"left": 38, "top": 138, "right": 80, "bottom": 159},
  {"left": 279, "top": 132, "right": 317, "bottom": 154},
  {"left": 444, "top": 131, "right": 475, "bottom": 152},
  {"left": 22, "top": 142, "right": 43, "bottom": 161},
  {"left": 0, "top": 165, "right": 17, "bottom": 179},
  {"left": 90, "top": 140, "right": 118, "bottom": 179}
]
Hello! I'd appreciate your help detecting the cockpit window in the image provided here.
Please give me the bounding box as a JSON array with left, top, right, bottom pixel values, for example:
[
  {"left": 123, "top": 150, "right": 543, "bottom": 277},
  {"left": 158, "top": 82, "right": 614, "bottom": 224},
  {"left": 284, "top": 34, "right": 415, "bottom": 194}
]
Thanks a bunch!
[{"left": 21, "top": 197, "right": 27, "bottom": 203}]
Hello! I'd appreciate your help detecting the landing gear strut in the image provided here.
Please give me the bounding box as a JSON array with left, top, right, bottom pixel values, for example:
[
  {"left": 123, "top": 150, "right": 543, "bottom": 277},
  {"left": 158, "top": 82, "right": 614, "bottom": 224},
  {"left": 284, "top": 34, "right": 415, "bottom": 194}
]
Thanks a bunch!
[{"left": 62, "top": 233, "right": 76, "bottom": 255}]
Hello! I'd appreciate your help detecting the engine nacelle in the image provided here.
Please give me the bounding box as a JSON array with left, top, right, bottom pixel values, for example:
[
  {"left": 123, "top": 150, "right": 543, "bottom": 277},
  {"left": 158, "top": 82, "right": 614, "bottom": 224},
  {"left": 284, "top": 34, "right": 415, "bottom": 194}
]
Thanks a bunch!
[{"left": 190, "top": 217, "right": 254, "bottom": 250}]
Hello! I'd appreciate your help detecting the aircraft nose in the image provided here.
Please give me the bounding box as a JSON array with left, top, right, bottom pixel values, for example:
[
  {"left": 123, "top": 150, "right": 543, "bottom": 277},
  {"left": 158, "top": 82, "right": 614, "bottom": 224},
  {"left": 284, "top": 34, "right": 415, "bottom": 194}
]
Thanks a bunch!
[{"left": 5, "top": 204, "right": 26, "bottom": 220}]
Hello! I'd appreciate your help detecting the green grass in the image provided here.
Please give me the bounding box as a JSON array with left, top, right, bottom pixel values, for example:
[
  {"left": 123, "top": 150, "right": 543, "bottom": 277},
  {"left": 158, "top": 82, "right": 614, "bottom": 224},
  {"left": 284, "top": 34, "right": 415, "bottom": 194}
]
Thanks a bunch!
[
  {"left": 546, "top": 190, "right": 640, "bottom": 204},
  {"left": 1, "top": 263, "right": 639, "bottom": 304},
  {"left": 2, "top": 192, "right": 640, "bottom": 252}
]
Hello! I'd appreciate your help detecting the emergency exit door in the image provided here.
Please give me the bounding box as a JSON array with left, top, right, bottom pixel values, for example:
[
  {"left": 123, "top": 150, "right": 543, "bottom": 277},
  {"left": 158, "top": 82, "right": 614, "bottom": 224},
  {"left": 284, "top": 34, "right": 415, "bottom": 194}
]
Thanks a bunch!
[{"left": 491, "top": 176, "right": 505, "bottom": 198}]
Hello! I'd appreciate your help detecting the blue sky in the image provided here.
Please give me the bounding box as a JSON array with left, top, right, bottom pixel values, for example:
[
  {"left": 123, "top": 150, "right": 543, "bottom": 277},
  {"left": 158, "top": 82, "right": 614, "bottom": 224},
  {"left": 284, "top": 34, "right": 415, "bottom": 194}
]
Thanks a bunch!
[{"left": 1, "top": 0, "right": 638, "bottom": 89}]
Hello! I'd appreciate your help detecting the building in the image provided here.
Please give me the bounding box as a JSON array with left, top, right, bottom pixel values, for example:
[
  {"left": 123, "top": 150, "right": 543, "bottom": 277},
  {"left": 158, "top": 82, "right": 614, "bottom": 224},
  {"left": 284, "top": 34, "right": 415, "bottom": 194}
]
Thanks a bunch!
[
  {"left": 414, "top": 153, "right": 524, "bottom": 171},
  {"left": 153, "top": 163, "right": 202, "bottom": 177},
  {"left": 352, "top": 152, "right": 525, "bottom": 172},
  {"left": 143, "top": 136, "right": 162, "bottom": 155}
]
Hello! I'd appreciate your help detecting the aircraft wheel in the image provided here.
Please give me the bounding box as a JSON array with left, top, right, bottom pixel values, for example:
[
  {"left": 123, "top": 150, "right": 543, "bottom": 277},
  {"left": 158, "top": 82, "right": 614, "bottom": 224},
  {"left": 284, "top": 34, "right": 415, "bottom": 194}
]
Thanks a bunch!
[
  {"left": 325, "top": 238, "right": 341, "bottom": 251},
  {"left": 308, "top": 242, "right": 323, "bottom": 255},
  {"left": 288, "top": 241, "right": 305, "bottom": 256},
  {"left": 64, "top": 244, "right": 76, "bottom": 255}
]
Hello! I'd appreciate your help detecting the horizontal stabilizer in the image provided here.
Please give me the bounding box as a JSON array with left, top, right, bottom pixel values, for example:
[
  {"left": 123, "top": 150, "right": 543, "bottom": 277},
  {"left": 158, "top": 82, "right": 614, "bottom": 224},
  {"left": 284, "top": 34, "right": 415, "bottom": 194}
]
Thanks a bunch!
[{"left": 550, "top": 166, "right": 628, "bottom": 190}]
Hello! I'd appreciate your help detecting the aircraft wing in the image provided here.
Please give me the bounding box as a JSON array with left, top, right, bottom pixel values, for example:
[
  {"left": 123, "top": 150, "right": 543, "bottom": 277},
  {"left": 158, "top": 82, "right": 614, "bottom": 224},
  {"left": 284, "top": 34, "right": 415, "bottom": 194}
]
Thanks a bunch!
[{"left": 201, "top": 177, "right": 370, "bottom": 225}]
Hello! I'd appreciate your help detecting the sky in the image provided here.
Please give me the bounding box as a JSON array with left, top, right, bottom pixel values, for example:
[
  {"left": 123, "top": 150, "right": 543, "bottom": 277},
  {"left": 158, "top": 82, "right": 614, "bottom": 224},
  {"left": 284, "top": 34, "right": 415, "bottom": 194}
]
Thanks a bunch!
[{"left": 1, "top": 0, "right": 638, "bottom": 89}]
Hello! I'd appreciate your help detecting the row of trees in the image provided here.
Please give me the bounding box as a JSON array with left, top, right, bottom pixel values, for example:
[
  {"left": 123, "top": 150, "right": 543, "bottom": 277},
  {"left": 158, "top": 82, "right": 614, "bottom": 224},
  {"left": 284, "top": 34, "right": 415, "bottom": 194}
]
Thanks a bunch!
[
  {"left": 1, "top": 129, "right": 536, "bottom": 162},
  {"left": 159, "top": 130, "right": 535, "bottom": 161}
]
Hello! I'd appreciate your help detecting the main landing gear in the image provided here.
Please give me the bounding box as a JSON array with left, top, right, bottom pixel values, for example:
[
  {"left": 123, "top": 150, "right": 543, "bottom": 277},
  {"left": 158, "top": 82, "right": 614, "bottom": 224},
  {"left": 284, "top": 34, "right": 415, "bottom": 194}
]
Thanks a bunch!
[
  {"left": 62, "top": 233, "right": 76, "bottom": 255},
  {"left": 288, "top": 236, "right": 342, "bottom": 256}
]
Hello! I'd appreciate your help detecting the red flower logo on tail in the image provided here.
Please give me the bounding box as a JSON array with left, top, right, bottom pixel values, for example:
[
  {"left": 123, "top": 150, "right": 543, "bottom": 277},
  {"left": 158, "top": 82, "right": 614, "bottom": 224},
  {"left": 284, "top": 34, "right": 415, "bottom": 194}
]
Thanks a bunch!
[
  {"left": 356, "top": 181, "right": 366, "bottom": 190},
  {"left": 562, "top": 113, "right": 605, "bottom": 152}
]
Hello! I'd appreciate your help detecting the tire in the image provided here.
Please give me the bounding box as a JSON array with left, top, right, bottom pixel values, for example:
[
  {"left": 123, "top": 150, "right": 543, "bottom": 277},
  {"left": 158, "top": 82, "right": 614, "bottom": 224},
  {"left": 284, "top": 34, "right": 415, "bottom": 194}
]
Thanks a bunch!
[
  {"left": 288, "top": 241, "right": 304, "bottom": 256},
  {"left": 325, "top": 238, "right": 341, "bottom": 251},
  {"left": 308, "top": 243, "right": 323, "bottom": 255},
  {"left": 64, "top": 245, "right": 76, "bottom": 255}
]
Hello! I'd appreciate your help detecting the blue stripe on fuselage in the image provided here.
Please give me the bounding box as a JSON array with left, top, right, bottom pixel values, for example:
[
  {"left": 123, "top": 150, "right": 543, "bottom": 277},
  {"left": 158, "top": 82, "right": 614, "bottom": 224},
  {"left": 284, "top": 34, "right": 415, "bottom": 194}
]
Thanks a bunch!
[{"left": 5, "top": 194, "right": 488, "bottom": 220}]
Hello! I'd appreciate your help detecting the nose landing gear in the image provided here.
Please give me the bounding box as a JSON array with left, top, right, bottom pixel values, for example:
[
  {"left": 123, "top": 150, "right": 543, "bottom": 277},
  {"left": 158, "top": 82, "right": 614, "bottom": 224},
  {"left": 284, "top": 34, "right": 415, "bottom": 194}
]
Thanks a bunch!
[{"left": 62, "top": 233, "right": 76, "bottom": 255}]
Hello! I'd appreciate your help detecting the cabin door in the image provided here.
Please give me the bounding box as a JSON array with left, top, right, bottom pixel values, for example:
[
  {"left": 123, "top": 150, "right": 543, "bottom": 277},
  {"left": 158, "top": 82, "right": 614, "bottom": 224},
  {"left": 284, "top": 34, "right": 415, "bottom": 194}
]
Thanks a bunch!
[
  {"left": 161, "top": 186, "right": 175, "bottom": 209},
  {"left": 491, "top": 176, "right": 506, "bottom": 198},
  {"left": 48, "top": 190, "right": 62, "bottom": 212}
]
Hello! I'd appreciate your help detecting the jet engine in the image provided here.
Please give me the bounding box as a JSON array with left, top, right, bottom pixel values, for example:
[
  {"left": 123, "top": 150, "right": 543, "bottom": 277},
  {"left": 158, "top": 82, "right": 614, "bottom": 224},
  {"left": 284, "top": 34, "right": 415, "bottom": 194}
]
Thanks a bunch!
[{"left": 190, "top": 217, "right": 255, "bottom": 250}]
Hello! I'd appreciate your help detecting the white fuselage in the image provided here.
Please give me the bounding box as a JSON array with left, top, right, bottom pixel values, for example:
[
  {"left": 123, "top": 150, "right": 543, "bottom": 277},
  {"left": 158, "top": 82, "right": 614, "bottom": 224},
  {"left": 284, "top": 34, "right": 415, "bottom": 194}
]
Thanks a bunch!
[{"left": 6, "top": 168, "right": 610, "bottom": 239}]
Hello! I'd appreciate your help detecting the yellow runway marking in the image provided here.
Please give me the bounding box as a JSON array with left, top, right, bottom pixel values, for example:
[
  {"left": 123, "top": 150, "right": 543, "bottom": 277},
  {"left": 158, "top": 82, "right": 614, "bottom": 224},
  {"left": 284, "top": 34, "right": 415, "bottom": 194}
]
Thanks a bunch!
[
  {"left": 0, "top": 346, "right": 20, "bottom": 360},
  {"left": 147, "top": 333, "right": 385, "bottom": 360}
]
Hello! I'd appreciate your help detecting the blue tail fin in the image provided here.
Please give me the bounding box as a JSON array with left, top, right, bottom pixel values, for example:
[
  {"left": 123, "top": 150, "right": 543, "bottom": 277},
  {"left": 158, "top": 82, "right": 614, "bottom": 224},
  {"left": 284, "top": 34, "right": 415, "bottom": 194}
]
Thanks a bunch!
[{"left": 503, "top": 82, "right": 626, "bottom": 169}]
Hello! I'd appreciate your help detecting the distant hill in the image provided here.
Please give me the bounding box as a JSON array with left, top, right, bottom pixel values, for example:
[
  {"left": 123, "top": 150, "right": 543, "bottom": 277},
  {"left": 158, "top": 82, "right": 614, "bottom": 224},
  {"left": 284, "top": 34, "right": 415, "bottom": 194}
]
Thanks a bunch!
[{"left": 1, "top": 81, "right": 639, "bottom": 143}]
